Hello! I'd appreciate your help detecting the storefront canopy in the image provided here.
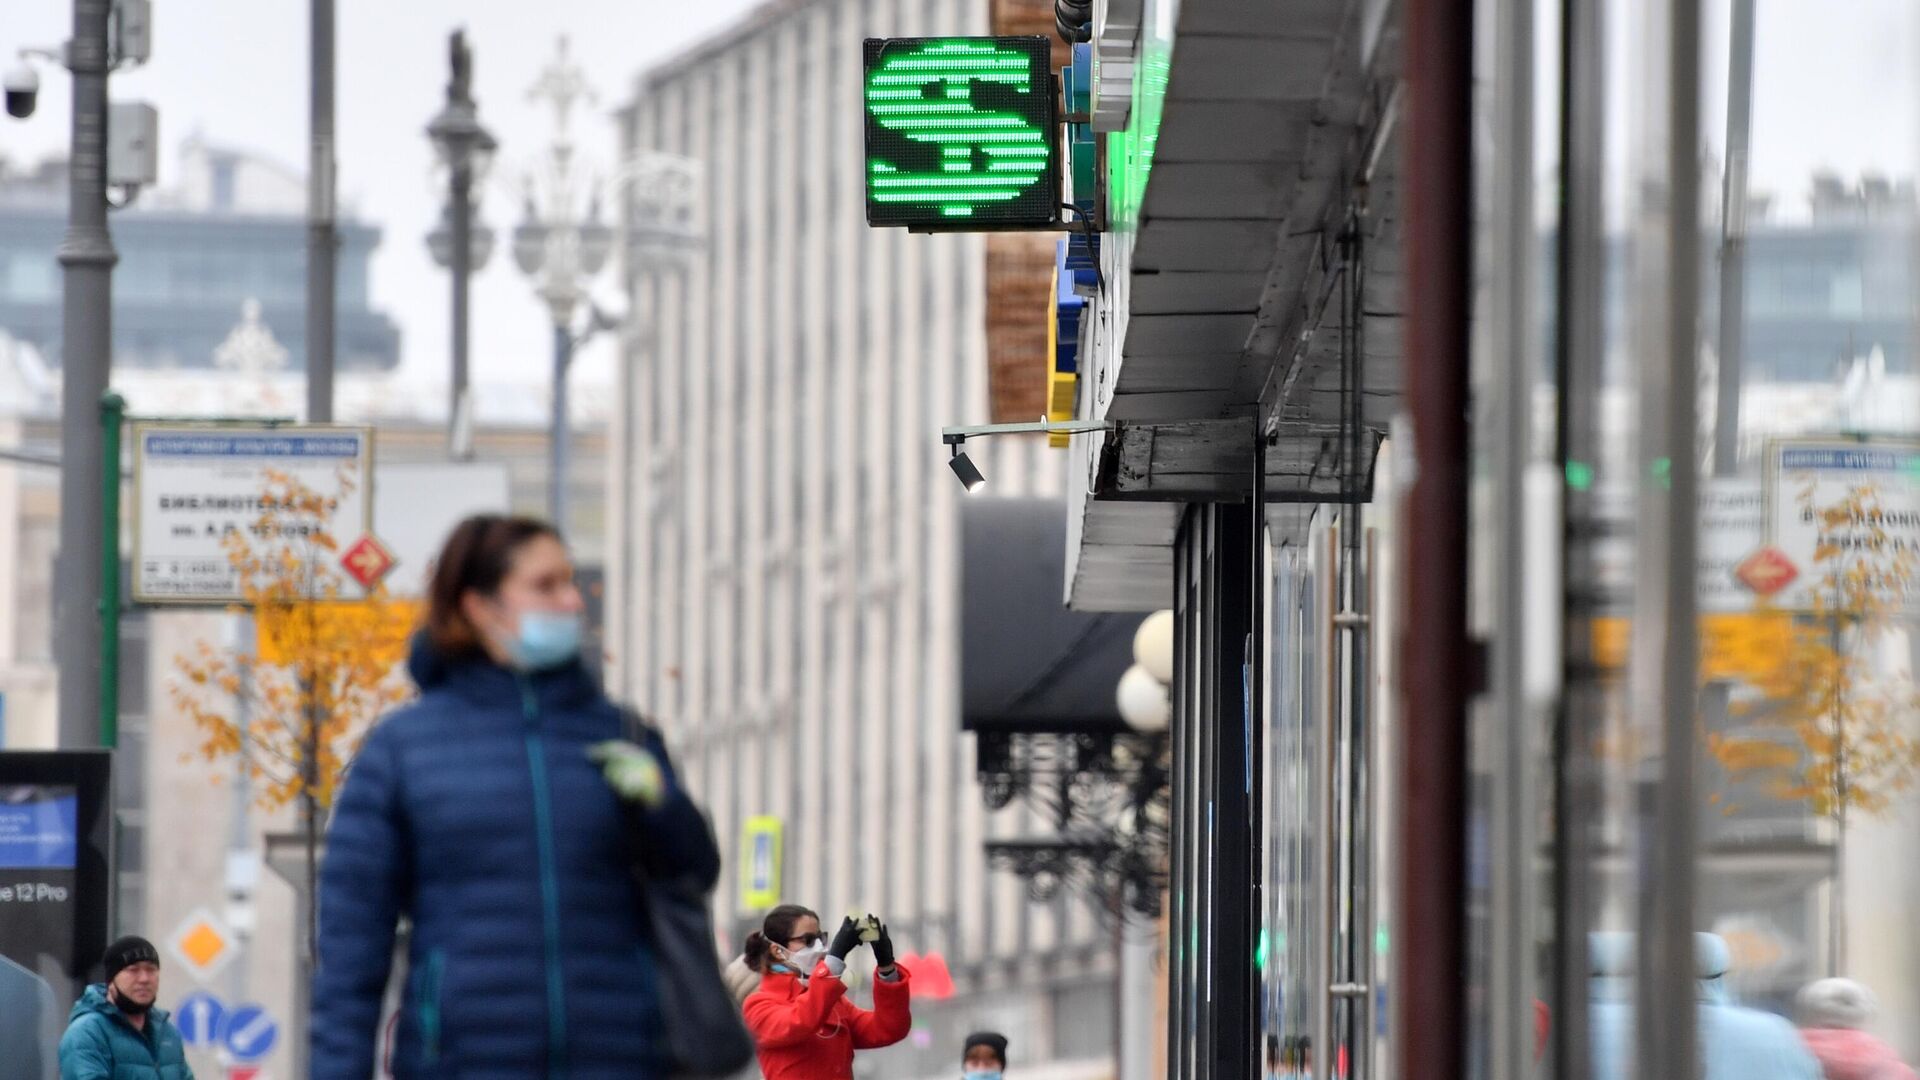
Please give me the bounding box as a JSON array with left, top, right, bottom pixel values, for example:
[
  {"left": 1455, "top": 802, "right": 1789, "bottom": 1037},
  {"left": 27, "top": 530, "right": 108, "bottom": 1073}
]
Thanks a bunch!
[{"left": 962, "top": 497, "right": 1145, "bottom": 733}]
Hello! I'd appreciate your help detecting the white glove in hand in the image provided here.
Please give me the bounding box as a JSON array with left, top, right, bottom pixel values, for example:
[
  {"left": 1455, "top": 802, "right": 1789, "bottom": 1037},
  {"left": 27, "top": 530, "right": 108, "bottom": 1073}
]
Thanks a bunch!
[{"left": 588, "top": 740, "right": 666, "bottom": 808}]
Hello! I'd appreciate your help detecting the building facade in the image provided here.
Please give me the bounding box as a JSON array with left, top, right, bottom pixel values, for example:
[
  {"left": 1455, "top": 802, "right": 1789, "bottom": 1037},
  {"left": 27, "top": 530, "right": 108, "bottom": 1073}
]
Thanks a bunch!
[
  {"left": 0, "top": 138, "right": 399, "bottom": 374},
  {"left": 610, "top": 2, "right": 1120, "bottom": 1077}
]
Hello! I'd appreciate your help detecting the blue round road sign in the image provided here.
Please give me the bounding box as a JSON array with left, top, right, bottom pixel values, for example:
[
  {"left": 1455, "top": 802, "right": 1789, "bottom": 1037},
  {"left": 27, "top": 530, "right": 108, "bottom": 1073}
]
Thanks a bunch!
[
  {"left": 174, "top": 991, "right": 226, "bottom": 1048},
  {"left": 222, "top": 1003, "right": 279, "bottom": 1062}
]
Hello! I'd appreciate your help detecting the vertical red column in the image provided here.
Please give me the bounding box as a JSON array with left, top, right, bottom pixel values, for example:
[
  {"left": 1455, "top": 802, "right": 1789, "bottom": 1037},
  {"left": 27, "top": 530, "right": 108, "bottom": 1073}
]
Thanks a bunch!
[{"left": 1396, "top": 0, "right": 1474, "bottom": 1076}]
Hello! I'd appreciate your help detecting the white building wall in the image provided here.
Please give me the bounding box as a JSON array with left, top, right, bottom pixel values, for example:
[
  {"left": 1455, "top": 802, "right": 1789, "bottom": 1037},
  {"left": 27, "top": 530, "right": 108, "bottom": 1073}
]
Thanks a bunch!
[{"left": 613, "top": 1, "right": 1108, "bottom": 1074}]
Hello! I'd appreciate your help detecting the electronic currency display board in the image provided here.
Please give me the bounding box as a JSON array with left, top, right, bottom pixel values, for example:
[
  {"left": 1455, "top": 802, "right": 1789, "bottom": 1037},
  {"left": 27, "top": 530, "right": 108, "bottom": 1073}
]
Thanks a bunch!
[{"left": 863, "top": 37, "right": 1059, "bottom": 230}]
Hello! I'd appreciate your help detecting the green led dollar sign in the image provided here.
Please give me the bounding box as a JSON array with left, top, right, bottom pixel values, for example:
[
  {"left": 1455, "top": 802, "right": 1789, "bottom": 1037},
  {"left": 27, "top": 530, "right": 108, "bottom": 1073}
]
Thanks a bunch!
[{"left": 865, "top": 39, "right": 1051, "bottom": 221}]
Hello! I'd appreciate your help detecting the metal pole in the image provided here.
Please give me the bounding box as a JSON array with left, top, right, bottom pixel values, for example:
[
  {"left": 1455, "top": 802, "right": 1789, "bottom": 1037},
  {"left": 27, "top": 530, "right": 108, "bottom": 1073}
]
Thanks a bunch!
[
  {"left": 1396, "top": 0, "right": 1472, "bottom": 1078},
  {"left": 1208, "top": 505, "right": 1255, "bottom": 1078},
  {"left": 99, "top": 392, "right": 124, "bottom": 749},
  {"left": 1490, "top": 0, "right": 1538, "bottom": 1071},
  {"left": 551, "top": 321, "right": 571, "bottom": 528},
  {"left": 227, "top": 617, "right": 253, "bottom": 1007},
  {"left": 1638, "top": 0, "right": 1703, "bottom": 1073},
  {"left": 0, "top": 448, "right": 62, "bottom": 468},
  {"left": 1247, "top": 429, "right": 1267, "bottom": 1080},
  {"left": 306, "top": 0, "right": 337, "bottom": 424},
  {"left": 1714, "top": 0, "right": 1755, "bottom": 476},
  {"left": 1830, "top": 611, "right": 1846, "bottom": 974},
  {"left": 56, "top": 0, "right": 118, "bottom": 750},
  {"left": 289, "top": 859, "right": 314, "bottom": 1080},
  {"left": 1553, "top": 0, "right": 1607, "bottom": 1073},
  {"left": 451, "top": 161, "right": 473, "bottom": 460},
  {"left": 1313, "top": 529, "right": 1337, "bottom": 1080}
]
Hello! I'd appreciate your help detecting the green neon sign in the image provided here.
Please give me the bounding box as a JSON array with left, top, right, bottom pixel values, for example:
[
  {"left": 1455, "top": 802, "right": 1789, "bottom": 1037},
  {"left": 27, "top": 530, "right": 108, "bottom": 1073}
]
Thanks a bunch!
[{"left": 863, "top": 37, "right": 1058, "bottom": 229}]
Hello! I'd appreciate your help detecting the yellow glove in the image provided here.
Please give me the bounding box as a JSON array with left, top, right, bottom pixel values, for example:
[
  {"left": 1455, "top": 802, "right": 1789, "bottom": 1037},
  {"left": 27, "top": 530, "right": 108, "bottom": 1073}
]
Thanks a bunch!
[{"left": 588, "top": 740, "right": 667, "bottom": 808}]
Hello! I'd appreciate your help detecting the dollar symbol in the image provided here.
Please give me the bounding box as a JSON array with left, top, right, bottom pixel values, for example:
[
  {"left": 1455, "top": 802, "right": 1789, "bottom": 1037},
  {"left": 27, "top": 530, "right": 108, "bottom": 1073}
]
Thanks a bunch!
[{"left": 865, "top": 40, "right": 1051, "bottom": 221}]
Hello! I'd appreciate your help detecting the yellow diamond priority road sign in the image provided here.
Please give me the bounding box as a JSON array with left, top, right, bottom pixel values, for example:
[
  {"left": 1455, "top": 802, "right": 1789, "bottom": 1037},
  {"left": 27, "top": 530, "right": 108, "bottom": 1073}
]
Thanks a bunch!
[{"left": 167, "top": 908, "right": 238, "bottom": 982}]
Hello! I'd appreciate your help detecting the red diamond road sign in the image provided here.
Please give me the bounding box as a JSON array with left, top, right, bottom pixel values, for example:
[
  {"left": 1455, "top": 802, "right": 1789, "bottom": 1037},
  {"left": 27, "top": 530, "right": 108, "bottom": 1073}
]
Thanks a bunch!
[
  {"left": 1735, "top": 546, "right": 1799, "bottom": 598},
  {"left": 341, "top": 535, "right": 397, "bottom": 590}
]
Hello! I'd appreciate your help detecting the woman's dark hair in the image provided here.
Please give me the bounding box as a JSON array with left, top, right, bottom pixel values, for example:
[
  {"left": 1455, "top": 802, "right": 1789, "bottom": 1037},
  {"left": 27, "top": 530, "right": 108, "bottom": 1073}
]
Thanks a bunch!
[
  {"left": 743, "top": 904, "right": 819, "bottom": 973},
  {"left": 424, "top": 514, "right": 562, "bottom": 658}
]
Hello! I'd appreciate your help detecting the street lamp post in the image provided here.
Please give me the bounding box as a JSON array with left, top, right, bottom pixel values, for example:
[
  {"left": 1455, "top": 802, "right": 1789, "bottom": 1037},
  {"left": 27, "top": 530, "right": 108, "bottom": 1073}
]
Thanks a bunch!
[
  {"left": 8, "top": 0, "right": 155, "bottom": 752},
  {"left": 513, "top": 38, "right": 613, "bottom": 530},
  {"left": 427, "top": 30, "right": 497, "bottom": 461},
  {"left": 53, "top": 1, "right": 118, "bottom": 751},
  {"left": 307, "top": 0, "right": 337, "bottom": 424}
]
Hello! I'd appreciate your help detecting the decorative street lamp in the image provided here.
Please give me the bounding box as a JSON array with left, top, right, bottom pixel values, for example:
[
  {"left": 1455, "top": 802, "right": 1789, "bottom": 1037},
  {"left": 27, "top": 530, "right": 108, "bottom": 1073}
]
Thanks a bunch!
[
  {"left": 427, "top": 203, "right": 496, "bottom": 271},
  {"left": 511, "top": 37, "right": 614, "bottom": 529},
  {"left": 425, "top": 29, "right": 497, "bottom": 460},
  {"left": 978, "top": 612, "right": 1177, "bottom": 921}
]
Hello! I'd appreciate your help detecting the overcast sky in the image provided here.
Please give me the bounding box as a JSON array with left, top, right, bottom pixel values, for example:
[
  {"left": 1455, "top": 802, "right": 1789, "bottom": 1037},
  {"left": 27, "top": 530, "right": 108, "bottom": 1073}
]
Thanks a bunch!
[
  {"left": 1743, "top": 0, "right": 1919, "bottom": 203},
  {"left": 3, "top": 1, "right": 1916, "bottom": 392},
  {"left": 1, "top": 0, "right": 760, "bottom": 392}
]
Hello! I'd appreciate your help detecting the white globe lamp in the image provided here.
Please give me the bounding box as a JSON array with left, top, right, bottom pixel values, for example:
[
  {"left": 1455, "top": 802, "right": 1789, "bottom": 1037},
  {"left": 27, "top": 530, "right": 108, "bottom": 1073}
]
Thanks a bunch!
[
  {"left": 1117, "top": 664, "right": 1170, "bottom": 733},
  {"left": 1133, "top": 609, "right": 1175, "bottom": 684}
]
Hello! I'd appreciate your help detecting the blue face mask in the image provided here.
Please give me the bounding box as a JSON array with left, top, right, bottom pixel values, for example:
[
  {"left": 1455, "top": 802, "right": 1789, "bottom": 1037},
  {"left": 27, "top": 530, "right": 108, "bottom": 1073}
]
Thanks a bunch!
[
  {"left": 508, "top": 610, "right": 583, "bottom": 671},
  {"left": 963, "top": 1072, "right": 1001, "bottom": 1080}
]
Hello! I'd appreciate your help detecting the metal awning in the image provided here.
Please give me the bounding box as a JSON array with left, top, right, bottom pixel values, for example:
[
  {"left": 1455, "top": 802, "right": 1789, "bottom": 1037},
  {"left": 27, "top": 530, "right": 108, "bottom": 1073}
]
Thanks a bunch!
[
  {"left": 1115, "top": 0, "right": 1380, "bottom": 419},
  {"left": 1068, "top": 0, "right": 1405, "bottom": 609}
]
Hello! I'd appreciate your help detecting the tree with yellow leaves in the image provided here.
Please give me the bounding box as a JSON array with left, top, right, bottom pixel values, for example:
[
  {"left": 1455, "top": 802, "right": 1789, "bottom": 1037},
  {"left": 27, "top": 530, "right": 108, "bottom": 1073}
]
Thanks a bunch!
[
  {"left": 170, "top": 468, "right": 415, "bottom": 961},
  {"left": 1709, "top": 483, "right": 1920, "bottom": 817},
  {"left": 1706, "top": 480, "right": 1920, "bottom": 967}
]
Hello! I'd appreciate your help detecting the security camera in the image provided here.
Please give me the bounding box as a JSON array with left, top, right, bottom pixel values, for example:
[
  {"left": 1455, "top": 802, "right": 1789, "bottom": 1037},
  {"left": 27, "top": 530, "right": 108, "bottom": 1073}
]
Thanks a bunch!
[{"left": 4, "top": 63, "right": 39, "bottom": 120}]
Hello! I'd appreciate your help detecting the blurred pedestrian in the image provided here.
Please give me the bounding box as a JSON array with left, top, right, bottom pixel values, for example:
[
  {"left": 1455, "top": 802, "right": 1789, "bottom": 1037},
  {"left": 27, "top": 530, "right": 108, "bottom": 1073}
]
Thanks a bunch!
[
  {"left": 726, "top": 952, "right": 762, "bottom": 1007},
  {"left": 723, "top": 952, "right": 767, "bottom": 1080},
  {"left": 0, "top": 952, "right": 60, "bottom": 1080},
  {"left": 1589, "top": 932, "right": 1820, "bottom": 1080},
  {"left": 962, "top": 1031, "right": 1007, "bottom": 1080},
  {"left": 741, "top": 905, "right": 912, "bottom": 1080},
  {"left": 1796, "top": 977, "right": 1917, "bottom": 1080},
  {"left": 311, "top": 515, "right": 720, "bottom": 1079},
  {"left": 57, "top": 936, "right": 192, "bottom": 1080}
]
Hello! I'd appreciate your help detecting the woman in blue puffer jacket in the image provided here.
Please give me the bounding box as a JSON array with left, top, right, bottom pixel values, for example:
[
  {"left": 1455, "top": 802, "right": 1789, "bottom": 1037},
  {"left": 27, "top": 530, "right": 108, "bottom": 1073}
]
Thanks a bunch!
[{"left": 311, "top": 515, "right": 720, "bottom": 1080}]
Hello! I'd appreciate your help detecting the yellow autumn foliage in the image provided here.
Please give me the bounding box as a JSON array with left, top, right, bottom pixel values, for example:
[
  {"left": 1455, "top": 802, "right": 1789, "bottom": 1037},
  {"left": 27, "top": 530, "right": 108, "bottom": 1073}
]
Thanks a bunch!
[
  {"left": 1708, "top": 483, "right": 1920, "bottom": 823},
  {"left": 169, "top": 469, "right": 416, "bottom": 816}
]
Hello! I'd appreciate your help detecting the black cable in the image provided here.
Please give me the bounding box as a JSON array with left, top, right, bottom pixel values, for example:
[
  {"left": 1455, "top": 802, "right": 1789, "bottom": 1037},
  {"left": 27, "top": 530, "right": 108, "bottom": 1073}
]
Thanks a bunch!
[{"left": 1059, "top": 202, "right": 1108, "bottom": 295}]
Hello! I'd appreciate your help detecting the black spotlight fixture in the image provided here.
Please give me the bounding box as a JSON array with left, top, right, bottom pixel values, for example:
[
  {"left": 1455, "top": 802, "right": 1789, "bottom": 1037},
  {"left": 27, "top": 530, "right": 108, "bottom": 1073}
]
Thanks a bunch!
[
  {"left": 937, "top": 419, "right": 1112, "bottom": 494},
  {"left": 948, "top": 443, "right": 987, "bottom": 493}
]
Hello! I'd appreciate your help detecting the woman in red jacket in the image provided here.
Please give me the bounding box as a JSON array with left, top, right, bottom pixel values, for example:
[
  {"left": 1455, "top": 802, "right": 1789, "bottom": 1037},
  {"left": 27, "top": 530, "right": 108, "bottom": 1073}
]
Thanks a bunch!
[{"left": 741, "top": 905, "right": 912, "bottom": 1080}]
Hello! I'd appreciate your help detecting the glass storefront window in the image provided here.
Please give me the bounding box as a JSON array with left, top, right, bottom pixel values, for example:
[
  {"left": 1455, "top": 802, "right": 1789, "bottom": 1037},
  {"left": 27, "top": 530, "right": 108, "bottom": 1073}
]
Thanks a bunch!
[{"left": 1468, "top": 1, "right": 1920, "bottom": 1076}]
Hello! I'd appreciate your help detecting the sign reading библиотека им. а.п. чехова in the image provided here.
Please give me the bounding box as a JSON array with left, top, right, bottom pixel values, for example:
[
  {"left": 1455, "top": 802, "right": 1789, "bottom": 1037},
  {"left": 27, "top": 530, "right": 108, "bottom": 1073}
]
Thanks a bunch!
[
  {"left": 1765, "top": 437, "right": 1920, "bottom": 611},
  {"left": 132, "top": 424, "right": 373, "bottom": 604}
]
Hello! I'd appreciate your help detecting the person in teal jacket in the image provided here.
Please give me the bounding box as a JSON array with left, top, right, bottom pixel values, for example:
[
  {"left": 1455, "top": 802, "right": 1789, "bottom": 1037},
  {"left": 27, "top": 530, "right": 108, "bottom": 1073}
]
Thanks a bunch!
[{"left": 57, "top": 936, "right": 193, "bottom": 1080}]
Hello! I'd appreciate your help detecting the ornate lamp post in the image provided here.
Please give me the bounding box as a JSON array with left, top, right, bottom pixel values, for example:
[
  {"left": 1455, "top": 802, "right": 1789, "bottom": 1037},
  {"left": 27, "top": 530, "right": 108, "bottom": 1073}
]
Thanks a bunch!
[
  {"left": 980, "top": 611, "right": 1176, "bottom": 919},
  {"left": 426, "top": 29, "right": 498, "bottom": 460},
  {"left": 511, "top": 37, "right": 614, "bottom": 529}
]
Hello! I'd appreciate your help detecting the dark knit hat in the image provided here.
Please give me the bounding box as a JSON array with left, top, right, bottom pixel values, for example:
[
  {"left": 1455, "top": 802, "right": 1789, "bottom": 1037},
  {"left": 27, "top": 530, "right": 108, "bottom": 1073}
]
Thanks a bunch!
[
  {"left": 963, "top": 1032, "right": 1008, "bottom": 1065},
  {"left": 103, "top": 936, "right": 160, "bottom": 982}
]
